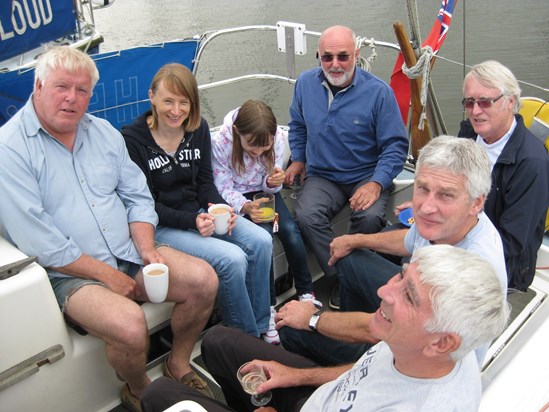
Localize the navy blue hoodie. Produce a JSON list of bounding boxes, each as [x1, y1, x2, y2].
[[122, 111, 226, 231]]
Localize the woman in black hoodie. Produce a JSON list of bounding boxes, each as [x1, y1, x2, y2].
[[122, 64, 277, 344]]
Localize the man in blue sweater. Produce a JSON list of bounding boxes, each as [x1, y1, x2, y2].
[[284, 25, 408, 309]]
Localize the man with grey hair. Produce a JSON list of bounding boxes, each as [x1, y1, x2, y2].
[[459, 60, 549, 291], [283, 25, 408, 310], [0, 46, 218, 412], [141, 245, 509, 412], [278, 136, 507, 367]]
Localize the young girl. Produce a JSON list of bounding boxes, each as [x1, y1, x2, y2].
[[212, 100, 320, 344], [122, 65, 276, 345]]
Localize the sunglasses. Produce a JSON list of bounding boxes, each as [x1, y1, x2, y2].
[[461, 94, 504, 109], [318, 53, 352, 63]]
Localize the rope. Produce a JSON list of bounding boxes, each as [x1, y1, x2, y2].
[[402, 46, 435, 130], [355, 37, 377, 72]]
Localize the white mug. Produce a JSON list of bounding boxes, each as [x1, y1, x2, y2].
[[208, 204, 232, 235], [143, 263, 169, 303]]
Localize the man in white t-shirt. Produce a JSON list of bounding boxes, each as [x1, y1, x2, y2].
[[141, 245, 509, 412]]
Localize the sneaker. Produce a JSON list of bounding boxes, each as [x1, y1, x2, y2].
[[261, 306, 280, 345], [120, 384, 142, 412], [298, 292, 323, 309], [163, 358, 214, 398], [329, 279, 340, 311]]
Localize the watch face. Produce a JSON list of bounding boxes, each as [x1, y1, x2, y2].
[[309, 310, 323, 331]]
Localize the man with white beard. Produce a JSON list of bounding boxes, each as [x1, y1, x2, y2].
[[284, 25, 408, 310]]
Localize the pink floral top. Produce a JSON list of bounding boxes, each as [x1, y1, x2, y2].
[[211, 108, 287, 214]]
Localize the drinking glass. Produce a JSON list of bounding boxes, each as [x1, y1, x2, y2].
[[236, 362, 272, 407], [252, 192, 275, 222], [289, 174, 301, 200]]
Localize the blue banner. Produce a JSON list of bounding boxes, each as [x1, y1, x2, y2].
[[90, 40, 200, 130], [0, 0, 75, 62], [0, 39, 200, 130]]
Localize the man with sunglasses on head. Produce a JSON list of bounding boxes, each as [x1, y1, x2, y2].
[[284, 25, 408, 310], [459, 60, 549, 292]]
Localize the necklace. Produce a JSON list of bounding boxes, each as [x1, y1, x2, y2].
[[151, 128, 185, 155]]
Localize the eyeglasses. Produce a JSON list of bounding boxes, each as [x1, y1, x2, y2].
[[461, 94, 504, 109], [319, 53, 351, 63]]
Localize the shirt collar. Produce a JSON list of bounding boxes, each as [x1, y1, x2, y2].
[[22, 96, 43, 137], [477, 116, 517, 145]]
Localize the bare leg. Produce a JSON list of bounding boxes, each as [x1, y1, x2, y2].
[[140, 246, 218, 378], [66, 247, 217, 398], [65, 284, 151, 397]]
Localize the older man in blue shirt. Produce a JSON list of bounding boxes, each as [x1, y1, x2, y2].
[[0, 47, 218, 412], [284, 25, 408, 309]]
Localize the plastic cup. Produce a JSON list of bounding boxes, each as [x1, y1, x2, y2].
[[236, 362, 272, 406], [143, 263, 169, 303], [253, 192, 275, 222], [208, 204, 232, 235]]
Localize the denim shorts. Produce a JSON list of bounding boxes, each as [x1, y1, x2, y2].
[[49, 259, 141, 312]]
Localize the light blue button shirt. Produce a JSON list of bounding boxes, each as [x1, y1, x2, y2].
[[0, 98, 158, 278]]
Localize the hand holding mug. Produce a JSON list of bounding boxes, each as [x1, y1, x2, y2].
[[207, 204, 232, 235], [196, 213, 215, 237]]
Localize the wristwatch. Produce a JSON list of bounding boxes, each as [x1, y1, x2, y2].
[[308, 309, 324, 331]]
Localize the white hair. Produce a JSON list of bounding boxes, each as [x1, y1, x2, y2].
[[34, 46, 99, 90], [412, 245, 510, 361], [416, 135, 492, 201], [463, 60, 522, 113]]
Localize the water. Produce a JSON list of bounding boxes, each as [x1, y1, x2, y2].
[[93, 0, 548, 132]]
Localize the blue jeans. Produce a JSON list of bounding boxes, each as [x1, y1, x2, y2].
[[155, 214, 272, 337], [294, 176, 392, 277], [279, 326, 371, 366], [252, 191, 313, 304], [337, 248, 401, 312]]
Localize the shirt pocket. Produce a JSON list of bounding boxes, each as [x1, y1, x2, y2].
[[85, 155, 120, 195]]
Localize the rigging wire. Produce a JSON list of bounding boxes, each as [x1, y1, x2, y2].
[[462, 0, 467, 121], [434, 54, 549, 94]]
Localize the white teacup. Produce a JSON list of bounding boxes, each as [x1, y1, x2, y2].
[[143, 263, 169, 303], [208, 204, 232, 235]]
